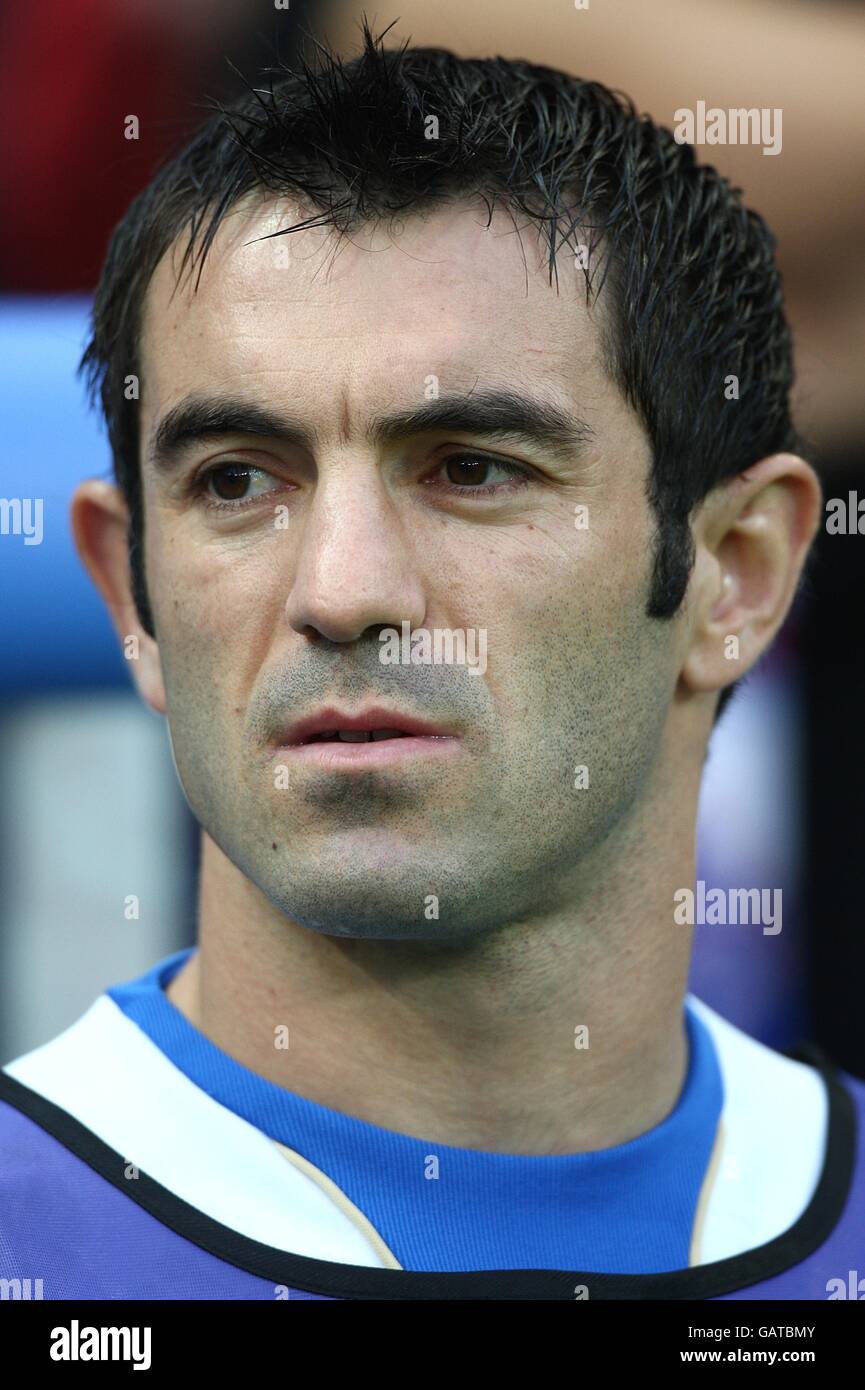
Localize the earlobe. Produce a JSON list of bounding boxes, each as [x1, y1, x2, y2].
[[70, 480, 167, 717], [133, 640, 168, 717], [679, 543, 750, 698]]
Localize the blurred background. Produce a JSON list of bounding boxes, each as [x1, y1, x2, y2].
[[1, 0, 862, 1076]]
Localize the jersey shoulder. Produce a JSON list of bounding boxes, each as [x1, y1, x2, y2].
[[687, 998, 865, 1300]]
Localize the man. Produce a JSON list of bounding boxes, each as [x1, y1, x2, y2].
[[1, 23, 861, 1300]]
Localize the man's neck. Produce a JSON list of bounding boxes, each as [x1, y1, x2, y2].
[[166, 829, 695, 1155]]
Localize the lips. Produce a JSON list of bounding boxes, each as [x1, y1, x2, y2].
[[304, 728, 412, 743], [277, 706, 457, 747]]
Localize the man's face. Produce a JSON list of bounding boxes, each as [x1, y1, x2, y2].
[[136, 197, 679, 940]]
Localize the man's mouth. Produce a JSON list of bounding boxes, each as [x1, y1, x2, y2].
[[300, 729, 419, 743], [272, 705, 461, 767], [277, 705, 458, 746]]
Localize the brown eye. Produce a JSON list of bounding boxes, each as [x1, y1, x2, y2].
[[195, 463, 280, 509], [432, 453, 532, 496], [208, 465, 254, 501], [445, 456, 494, 487]]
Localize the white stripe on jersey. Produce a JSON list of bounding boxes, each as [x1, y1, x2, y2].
[[5, 995, 390, 1267], [688, 995, 826, 1263]]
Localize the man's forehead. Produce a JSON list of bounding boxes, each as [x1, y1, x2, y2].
[[139, 196, 604, 421]]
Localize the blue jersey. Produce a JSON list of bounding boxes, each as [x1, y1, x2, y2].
[[1, 949, 862, 1299]]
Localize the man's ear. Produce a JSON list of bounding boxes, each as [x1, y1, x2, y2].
[[680, 453, 822, 698], [70, 480, 166, 716]]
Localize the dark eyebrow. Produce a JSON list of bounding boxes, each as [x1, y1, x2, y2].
[[146, 388, 594, 473]]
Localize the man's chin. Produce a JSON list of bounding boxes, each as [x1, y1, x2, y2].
[[272, 904, 478, 945], [259, 865, 488, 944]]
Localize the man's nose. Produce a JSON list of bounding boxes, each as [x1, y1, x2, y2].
[[283, 470, 427, 643]]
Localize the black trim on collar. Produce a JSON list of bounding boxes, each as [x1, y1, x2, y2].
[[0, 1043, 855, 1300]]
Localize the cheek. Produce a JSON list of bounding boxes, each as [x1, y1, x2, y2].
[[149, 515, 286, 664], [470, 524, 654, 726], [428, 541, 578, 721]]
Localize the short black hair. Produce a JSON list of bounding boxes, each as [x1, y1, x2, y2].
[[80, 17, 809, 724]]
